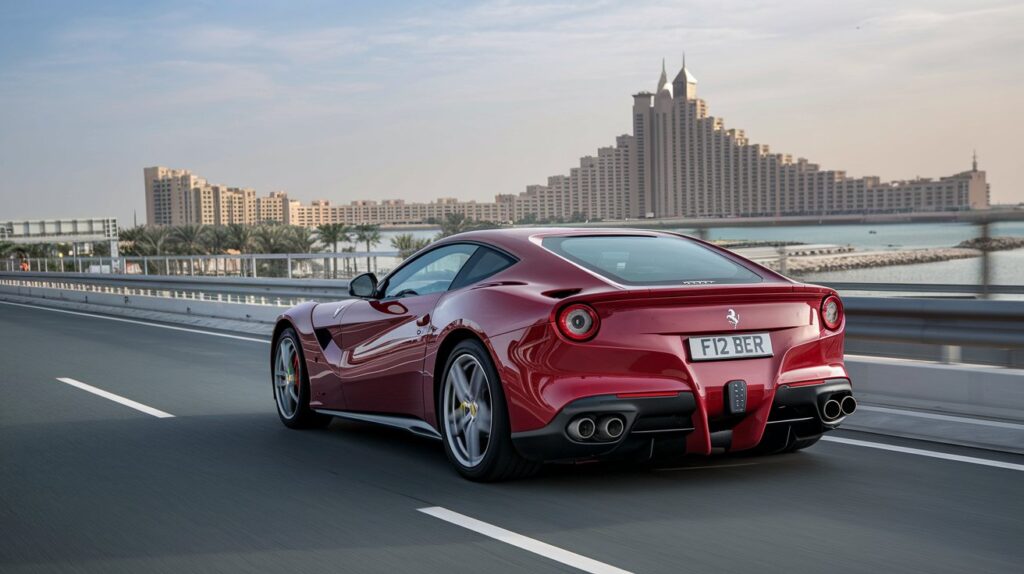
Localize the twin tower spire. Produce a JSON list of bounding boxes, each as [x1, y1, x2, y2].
[[657, 52, 697, 99]]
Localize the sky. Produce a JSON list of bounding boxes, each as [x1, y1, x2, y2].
[[1, 0, 1022, 225]]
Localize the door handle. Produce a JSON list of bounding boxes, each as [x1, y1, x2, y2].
[[416, 314, 431, 327]]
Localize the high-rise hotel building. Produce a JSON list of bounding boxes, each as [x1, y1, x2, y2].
[[144, 166, 289, 227], [514, 58, 988, 221], [144, 58, 989, 227]]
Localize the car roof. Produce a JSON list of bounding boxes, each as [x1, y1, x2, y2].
[[437, 227, 670, 256], [412, 226, 786, 289]]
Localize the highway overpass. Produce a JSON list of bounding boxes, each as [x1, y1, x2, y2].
[[1, 280, 1023, 573]]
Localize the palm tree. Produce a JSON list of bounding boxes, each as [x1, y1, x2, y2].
[[119, 226, 146, 242], [354, 224, 382, 272], [20, 243, 53, 270], [250, 224, 291, 277], [26, 243, 53, 258], [317, 223, 352, 278], [118, 225, 147, 256], [169, 224, 207, 274], [137, 227, 172, 274], [0, 241, 16, 270], [203, 226, 231, 254], [170, 224, 207, 255], [437, 213, 501, 239], [342, 244, 356, 275], [390, 233, 432, 259], [227, 224, 254, 254], [199, 226, 231, 275], [438, 213, 471, 238], [253, 224, 288, 254], [287, 226, 319, 254], [471, 220, 500, 232]]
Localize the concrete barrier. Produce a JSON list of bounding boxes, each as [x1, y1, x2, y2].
[[847, 355, 1024, 420], [0, 283, 282, 324], [4, 279, 1023, 454], [843, 355, 1024, 454]]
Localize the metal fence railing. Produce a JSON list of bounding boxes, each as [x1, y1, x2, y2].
[[1, 252, 404, 279], [839, 296, 1024, 368], [2, 271, 1021, 342], [820, 282, 1024, 297], [841, 297, 1024, 348], [3, 271, 1022, 366]]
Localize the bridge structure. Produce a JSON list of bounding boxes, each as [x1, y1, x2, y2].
[[1, 270, 1021, 573], [0, 217, 120, 266]]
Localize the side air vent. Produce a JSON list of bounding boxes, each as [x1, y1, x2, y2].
[[542, 288, 582, 299], [314, 328, 333, 350]]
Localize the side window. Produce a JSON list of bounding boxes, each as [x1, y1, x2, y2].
[[383, 244, 477, 298], [450, 247, 516, 290]]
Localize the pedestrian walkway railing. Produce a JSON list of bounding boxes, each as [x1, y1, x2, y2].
[[0, 271, 353, 308], [1, 252, 403, 280]]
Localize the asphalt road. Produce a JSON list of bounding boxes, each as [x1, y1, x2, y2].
[[2, 301, 1022, 573]]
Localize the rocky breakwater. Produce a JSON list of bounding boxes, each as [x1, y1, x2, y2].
[[956, 236, 1024, 252], [783, 248, 981, 275], [779, 236, 1024, 275]]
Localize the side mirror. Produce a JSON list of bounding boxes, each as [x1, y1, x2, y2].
[[349, 272, 378, 298]]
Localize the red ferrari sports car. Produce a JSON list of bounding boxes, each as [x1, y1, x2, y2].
[[271, 228, 855, 481]]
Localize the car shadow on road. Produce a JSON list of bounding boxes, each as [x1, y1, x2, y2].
[[3, 409, 857, 572]]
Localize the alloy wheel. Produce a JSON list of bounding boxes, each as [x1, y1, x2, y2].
[[443, 353, 493, 468], [274, 337, 301, 419]]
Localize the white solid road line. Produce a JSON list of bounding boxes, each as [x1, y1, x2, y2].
[[821, 436, 1024, 472], [418, 506, 632, 574], [856, 404, 1024, 430], [56, 377, 175, 419], [0, 300, 269, 344]]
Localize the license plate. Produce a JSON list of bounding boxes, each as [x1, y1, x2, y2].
[[688, 333, 773, 362]]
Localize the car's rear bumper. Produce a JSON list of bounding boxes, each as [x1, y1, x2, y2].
[[510, 378, 853, 462], [510, 392, 697, 461]]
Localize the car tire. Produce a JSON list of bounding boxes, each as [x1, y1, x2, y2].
[[439, 339, 540, 482], [273, 328, 332, 430]]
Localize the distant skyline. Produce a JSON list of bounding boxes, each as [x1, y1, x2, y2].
[[1, 0, 1022, 224]]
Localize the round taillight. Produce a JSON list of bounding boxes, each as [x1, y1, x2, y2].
[[557, 304, 600, 341], [821, 295, 843, 330]]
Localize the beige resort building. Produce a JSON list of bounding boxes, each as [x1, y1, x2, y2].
[[144, 58, 988, 227]]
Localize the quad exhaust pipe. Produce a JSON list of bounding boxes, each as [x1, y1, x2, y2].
[[567, 416, 597, 441], [840, 395, 857, 417], [822, 399, 842, 421], [567, 415, 625, 442], [597, 415, 625, 440], [822, 395, 857, 422]]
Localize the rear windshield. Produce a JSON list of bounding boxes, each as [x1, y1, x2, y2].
[[541, 235, 763, 286]]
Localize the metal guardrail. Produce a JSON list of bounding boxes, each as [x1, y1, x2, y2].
[[842, 297, 1024, 348], [0, 272, 353, 309], [2, 272, 1022, 352], [0, 272, 351, 302], [822, 282, 1024, 296], [1, 252, 403, 279]]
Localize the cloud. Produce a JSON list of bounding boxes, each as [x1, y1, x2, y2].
[[185, 25, 261, 51], [863, 3, 1024, 33], [1, 0, 1021, 222]]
